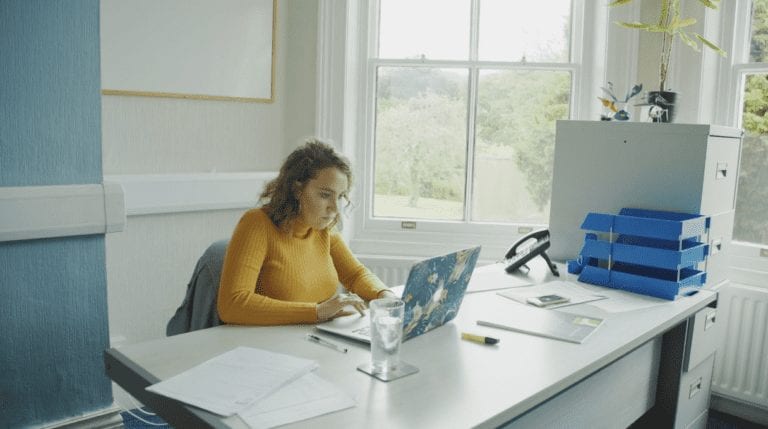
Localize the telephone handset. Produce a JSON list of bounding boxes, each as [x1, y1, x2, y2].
[[504, 229, 560, 277]]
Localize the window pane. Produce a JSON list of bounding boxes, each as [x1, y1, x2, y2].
[[479, 0, 571, 62], [472, 69, 571, 224], [749, 0, 768, 62], [373, 67, 469, 220], [734, 73, 768, 245], [379, 0, 471, 60]]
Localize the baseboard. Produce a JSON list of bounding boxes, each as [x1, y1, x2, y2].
[[710, 394, 768, 427], [38, 404, 123, 429]]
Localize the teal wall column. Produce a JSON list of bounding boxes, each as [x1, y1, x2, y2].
[[0, 0, 112, 427]]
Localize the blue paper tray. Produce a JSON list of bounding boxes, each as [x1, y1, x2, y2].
[[577, 234, 708, 271], [574, 263, 706, 300], [569, 208, 710, 300], [580, 207, 709, 241]]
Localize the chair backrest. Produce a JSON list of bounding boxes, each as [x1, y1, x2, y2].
[[166, 239, 229, 336]]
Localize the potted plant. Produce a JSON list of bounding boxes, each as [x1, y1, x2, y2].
[[610, 0, 727, 122]]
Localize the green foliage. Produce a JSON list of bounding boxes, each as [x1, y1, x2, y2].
[[732, 1, 768, 245], [734, 74, 768, 244], [374, 70, 468, 208], [374, 67, 569, 216], [611, 0, 726, 91], [751, 0, 768, 62], [377, 67, 463, 101], [475, 70, 570, 210]]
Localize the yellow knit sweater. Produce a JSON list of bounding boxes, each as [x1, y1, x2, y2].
[[217, 208, 387, 325]]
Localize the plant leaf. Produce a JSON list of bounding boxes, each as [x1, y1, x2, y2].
[[598, 97, 618, 112], [697, 0, 718, 9], [646, 24, 672, 33], [694, 33, 728, 57], [616, 21, 652, 30], [669, 17, 697, 30], [608, 0, 634, 6], [600, 87, 618, 102], [624, 84, 643, 102], [679, 31, 701, 52]]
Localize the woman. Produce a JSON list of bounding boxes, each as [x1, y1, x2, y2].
[[217, 139, 396, 325]]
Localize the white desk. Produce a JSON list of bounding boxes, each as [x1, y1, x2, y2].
[[105, 263, 717, 428]]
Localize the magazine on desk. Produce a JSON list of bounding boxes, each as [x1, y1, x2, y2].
[[477, 302, 604, 344]]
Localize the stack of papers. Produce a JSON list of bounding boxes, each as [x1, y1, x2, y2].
[[497, 280, 607, 308], [146, 346, 355, 428], [239, 373, 355, 428]]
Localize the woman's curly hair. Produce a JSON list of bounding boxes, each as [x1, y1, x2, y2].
[[260, 138, 352, 230]]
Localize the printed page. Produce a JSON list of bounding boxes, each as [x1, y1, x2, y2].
[[146, 346, 318, 416], [239, 372, 355, 428]]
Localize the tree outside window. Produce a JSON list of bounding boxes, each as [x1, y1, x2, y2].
[[371, 0, 573, 226], [733, 0, 768, 245]]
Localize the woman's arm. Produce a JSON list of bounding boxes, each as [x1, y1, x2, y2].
[[329, 231, 393, 300]]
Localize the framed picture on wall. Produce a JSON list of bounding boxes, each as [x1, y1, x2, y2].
[[100, 0, 276, 102]]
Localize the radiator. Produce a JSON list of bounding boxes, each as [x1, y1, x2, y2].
[[359, 256, 416, 287], [712, 282, 768, 409]]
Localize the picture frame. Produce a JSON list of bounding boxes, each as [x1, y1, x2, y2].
[[100, 0, 276, 103]]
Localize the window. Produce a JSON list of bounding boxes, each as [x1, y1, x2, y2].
[[367, 0, 577, 233], [730, 0, 768, 247]]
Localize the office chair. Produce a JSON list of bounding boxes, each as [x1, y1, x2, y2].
[[166, 239, 228, 336]]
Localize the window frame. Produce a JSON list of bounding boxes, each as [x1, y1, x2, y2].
[[349, 0, 606, 258], [712, 0, 768, 278]]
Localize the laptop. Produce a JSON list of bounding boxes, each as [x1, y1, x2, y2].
[[316, 246, 482, 343]]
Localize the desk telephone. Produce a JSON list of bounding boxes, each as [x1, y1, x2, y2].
[[503, 229, 560, 277]]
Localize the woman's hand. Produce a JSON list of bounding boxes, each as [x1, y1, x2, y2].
[[316, 293, 366, 322]]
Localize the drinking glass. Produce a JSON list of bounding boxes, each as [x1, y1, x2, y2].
[[369, 298, 404, 374]]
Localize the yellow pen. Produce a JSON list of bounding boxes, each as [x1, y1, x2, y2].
[[461, 332, 500, 345]]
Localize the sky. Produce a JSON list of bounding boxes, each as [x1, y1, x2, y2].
[[378, 0, 571, 63]]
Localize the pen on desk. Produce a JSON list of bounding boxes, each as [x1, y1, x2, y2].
[[461, 332, 500, 345], [306, 333, 348, 353]]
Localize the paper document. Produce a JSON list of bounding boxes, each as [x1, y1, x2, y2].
[[497, 280, 607, 308], [478, 303, 604, 344], [146, 346, 318, 416], [239, 372, 355, 428], [585, 289, 669, 313], [466, 263, 535, 293]]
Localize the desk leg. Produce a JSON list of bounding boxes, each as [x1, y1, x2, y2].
[[631, 320, 688, 428], [104, 349, 225, 428]]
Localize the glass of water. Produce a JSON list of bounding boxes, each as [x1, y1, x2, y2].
[[369, 298, 404, 374]]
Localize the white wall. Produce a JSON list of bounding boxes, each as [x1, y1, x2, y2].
[[103, 0, 319, 346]]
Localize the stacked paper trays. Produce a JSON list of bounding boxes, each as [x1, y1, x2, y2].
[[568, 208, 710, 300]]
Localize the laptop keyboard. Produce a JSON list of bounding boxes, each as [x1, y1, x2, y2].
[[352, 326, 371, 337]]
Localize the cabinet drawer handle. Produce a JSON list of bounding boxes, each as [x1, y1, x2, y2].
[[710, 238, 722, 255], [716, 162, 728, 180], [705, 311, 717, 331], [689, 377, 703, 399]]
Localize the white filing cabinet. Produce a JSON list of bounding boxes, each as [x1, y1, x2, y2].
[[548, 120, 742, 289], [548, 120, 743, 428]]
